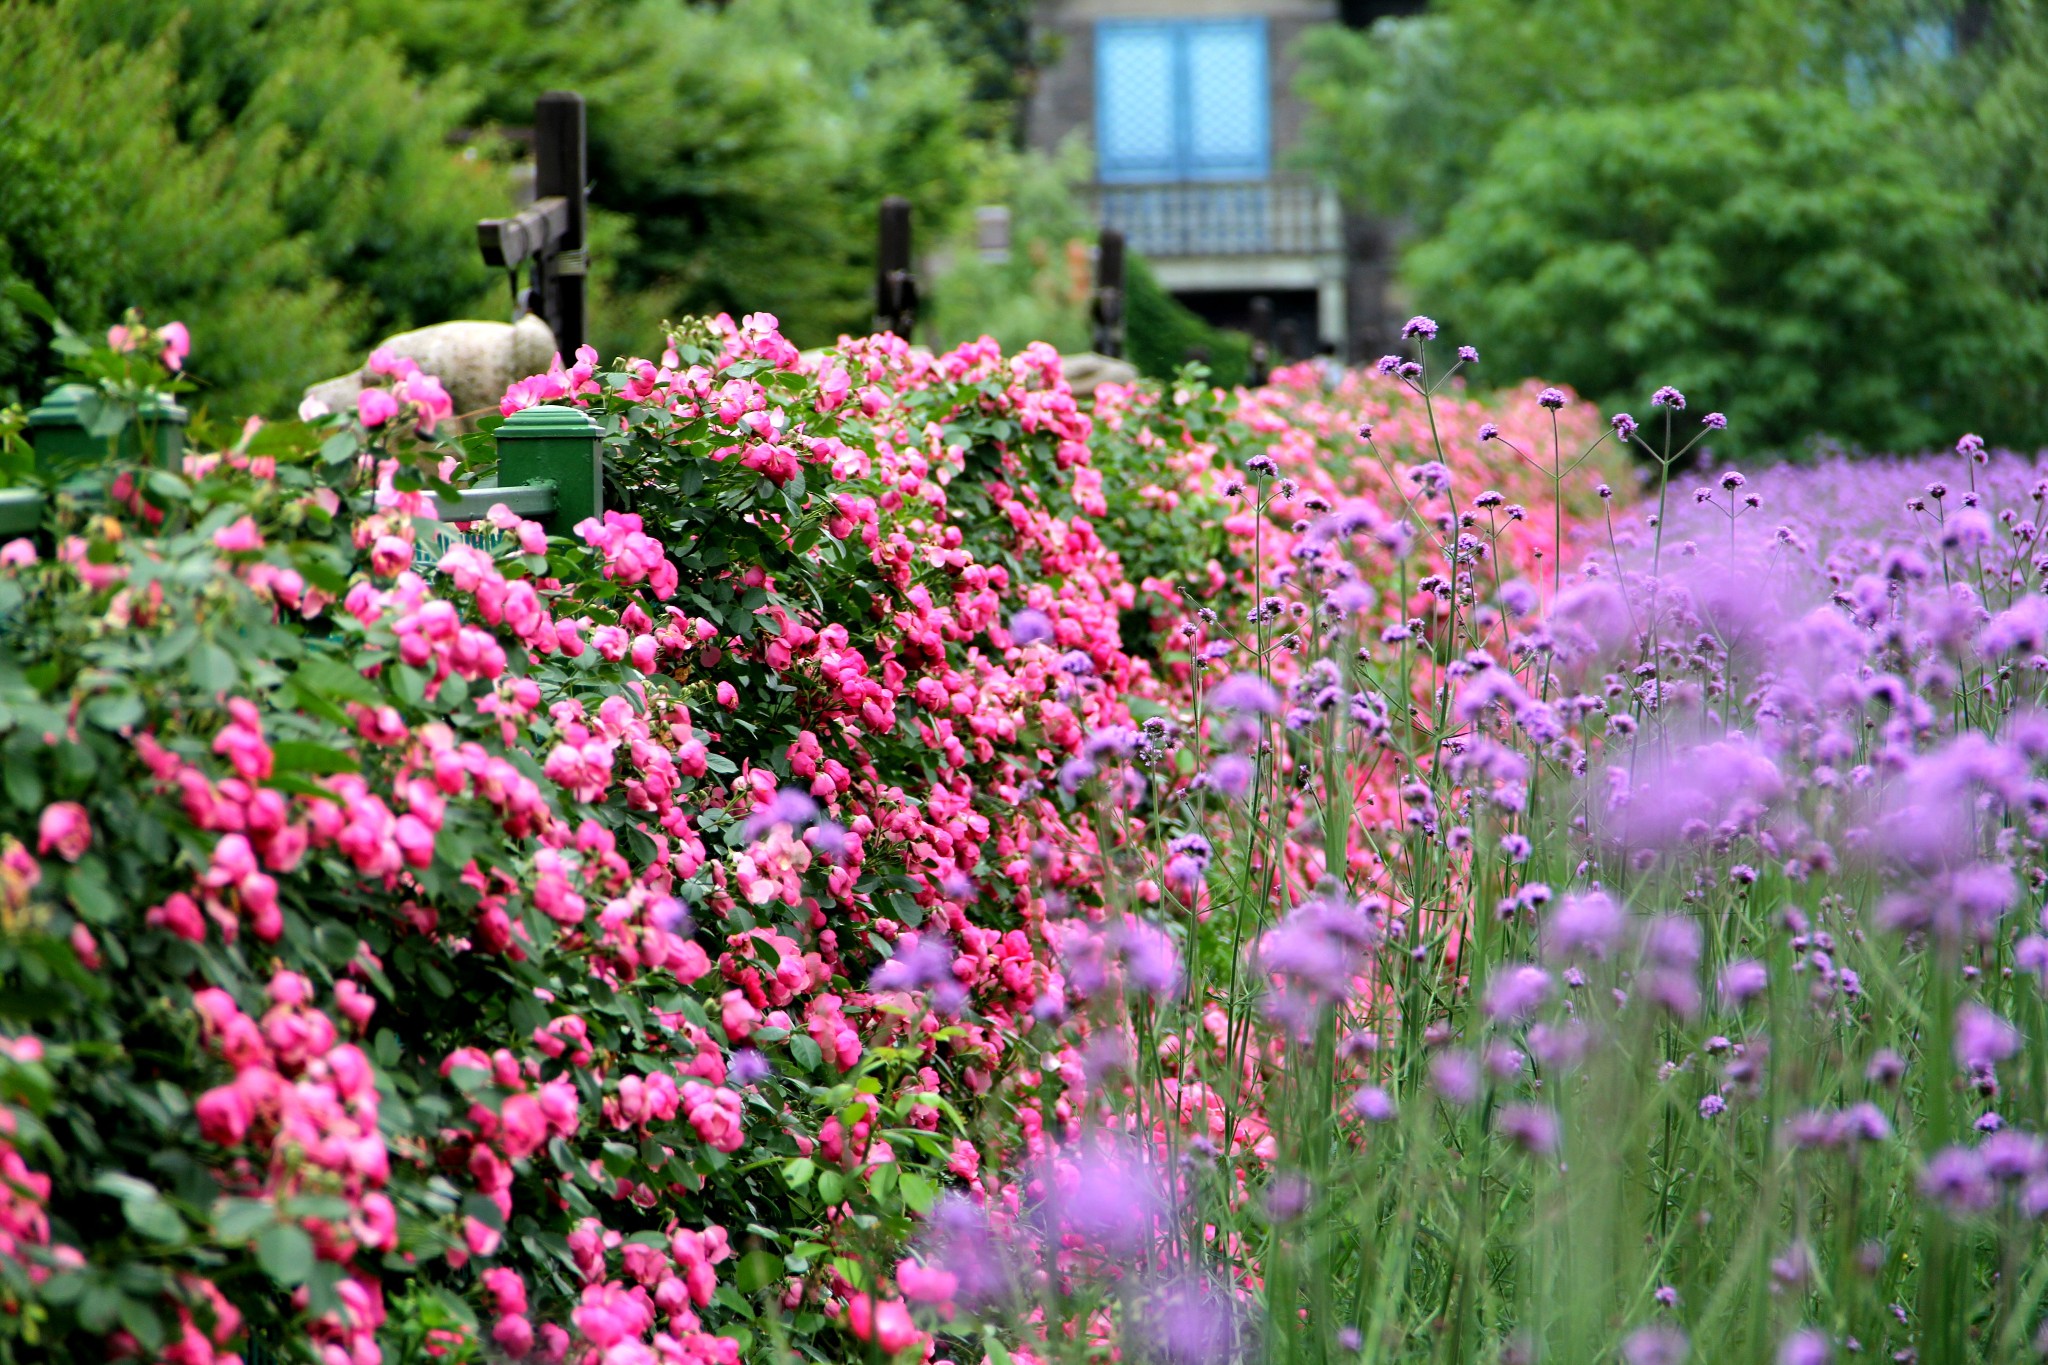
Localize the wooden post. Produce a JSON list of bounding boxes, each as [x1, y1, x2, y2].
[[1248, 294, 1273, 387], [875, 197, 919, 339], [1091, 228, 1127, 360], [479, 92, 588, 353], [533, 92, 587, 354]]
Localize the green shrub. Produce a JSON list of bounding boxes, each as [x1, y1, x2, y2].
[[0, 5, 348, 416], [1405, 87, 2038, 453], [350, 0, 990, 351], [0, 0, 509, 416], [0, 314, 1232, 1364], [1294, 0, 1960, 242], [1124, 255, 1250, 390]]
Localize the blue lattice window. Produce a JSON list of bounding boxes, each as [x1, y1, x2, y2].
[[1096, 19, 1269, 183]]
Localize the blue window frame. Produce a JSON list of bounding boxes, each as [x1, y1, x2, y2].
[[1095, 18, 1269, 183]]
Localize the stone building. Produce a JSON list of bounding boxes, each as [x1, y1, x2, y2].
[[1024, 0, 1424, 362]]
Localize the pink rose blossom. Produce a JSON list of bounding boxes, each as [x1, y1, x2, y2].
[[158, 320, 190, 370], [36, 802, 90, 862], [212, 516, 264, 554], [357, 387, 401, 428]]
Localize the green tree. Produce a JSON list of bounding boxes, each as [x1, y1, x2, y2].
[[1295, 0, 1961, 238], [1, 0, 509, 414], [1953, 7, 2048, 302], [0, 5, 345, 414], [341, 0, 992, 351], [874, 0, 1043, 140], [1406, 87, 2036, 452]]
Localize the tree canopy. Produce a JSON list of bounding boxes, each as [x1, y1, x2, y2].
[[1297, 0, 2048, 452]]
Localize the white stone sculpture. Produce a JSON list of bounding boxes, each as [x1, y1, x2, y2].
[[302, 314, 558, 428]]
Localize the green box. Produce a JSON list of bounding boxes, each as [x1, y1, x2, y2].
[[26, 382, 187, 473]]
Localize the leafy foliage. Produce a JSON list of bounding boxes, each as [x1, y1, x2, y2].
[[1403, 87, 2035, 453], [0, 0, 507, 416], [1294, 0, 2048, 450], [0, 311, 1293, 1363], [1123, 257, 1251, 391], [1294, 0, 1963, 239], [342, 0, 992, 355]]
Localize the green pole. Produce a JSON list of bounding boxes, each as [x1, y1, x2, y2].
[[494, 403, 603, 530]]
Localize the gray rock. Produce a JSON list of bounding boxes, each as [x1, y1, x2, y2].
[[302, 315, 559, 428], [1060, 351, 1140, 399]]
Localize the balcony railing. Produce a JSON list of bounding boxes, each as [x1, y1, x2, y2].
[[1087, 179, 1341, 258]]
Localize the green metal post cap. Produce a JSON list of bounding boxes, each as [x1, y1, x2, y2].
[[493, 402, 603, 529], [27, 381, 188, 428], [495, 403, 602, 439]]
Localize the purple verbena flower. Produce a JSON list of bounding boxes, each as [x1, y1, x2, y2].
[[1920, 1146, 1995, 1214], [1546, 889, 1625, 961], [1866, 1049, 1906, 1088], [1009, 608, 1055, 646], [1484, 963, 1553, 1024], [1204, 753, 1254, 799], [1954, 1002, 2019, 1073], [1057, 756, 1097, 794], [1350, 1086, 1397, 1123], [1718, 958, 1768, 1005], [1621, 1325, 1688, 1365], [1431, 1050, 1481, 1107], [1128, 1275, 1252, 1365], [729, 1048, 771, 1085], [805, 820, 848, 861], [1776, 1329, 1829, 1365], [871, 934, 958, 995], [745, 786, 818, 840], [1210, 672, 1281, 715], [1497, 1103, 1559, 1155]]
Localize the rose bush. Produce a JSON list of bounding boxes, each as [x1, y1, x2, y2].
[[0, 314, 1588, 1365]]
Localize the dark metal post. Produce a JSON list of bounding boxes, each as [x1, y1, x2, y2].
[[1248, 294, 1274, 387], [1276, 317, 1302, 369], [875, 197, 919, 339], [533, 92, 587, 354], [1091, 228, 1127, 359]]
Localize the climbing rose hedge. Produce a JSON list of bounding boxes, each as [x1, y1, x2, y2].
[[0, 315, 1594, 1365]]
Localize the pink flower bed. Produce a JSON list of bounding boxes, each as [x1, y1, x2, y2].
[[0, 314, 1603, 1364]]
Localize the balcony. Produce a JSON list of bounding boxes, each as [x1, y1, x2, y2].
[[1086, 178, 1342, 259]]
